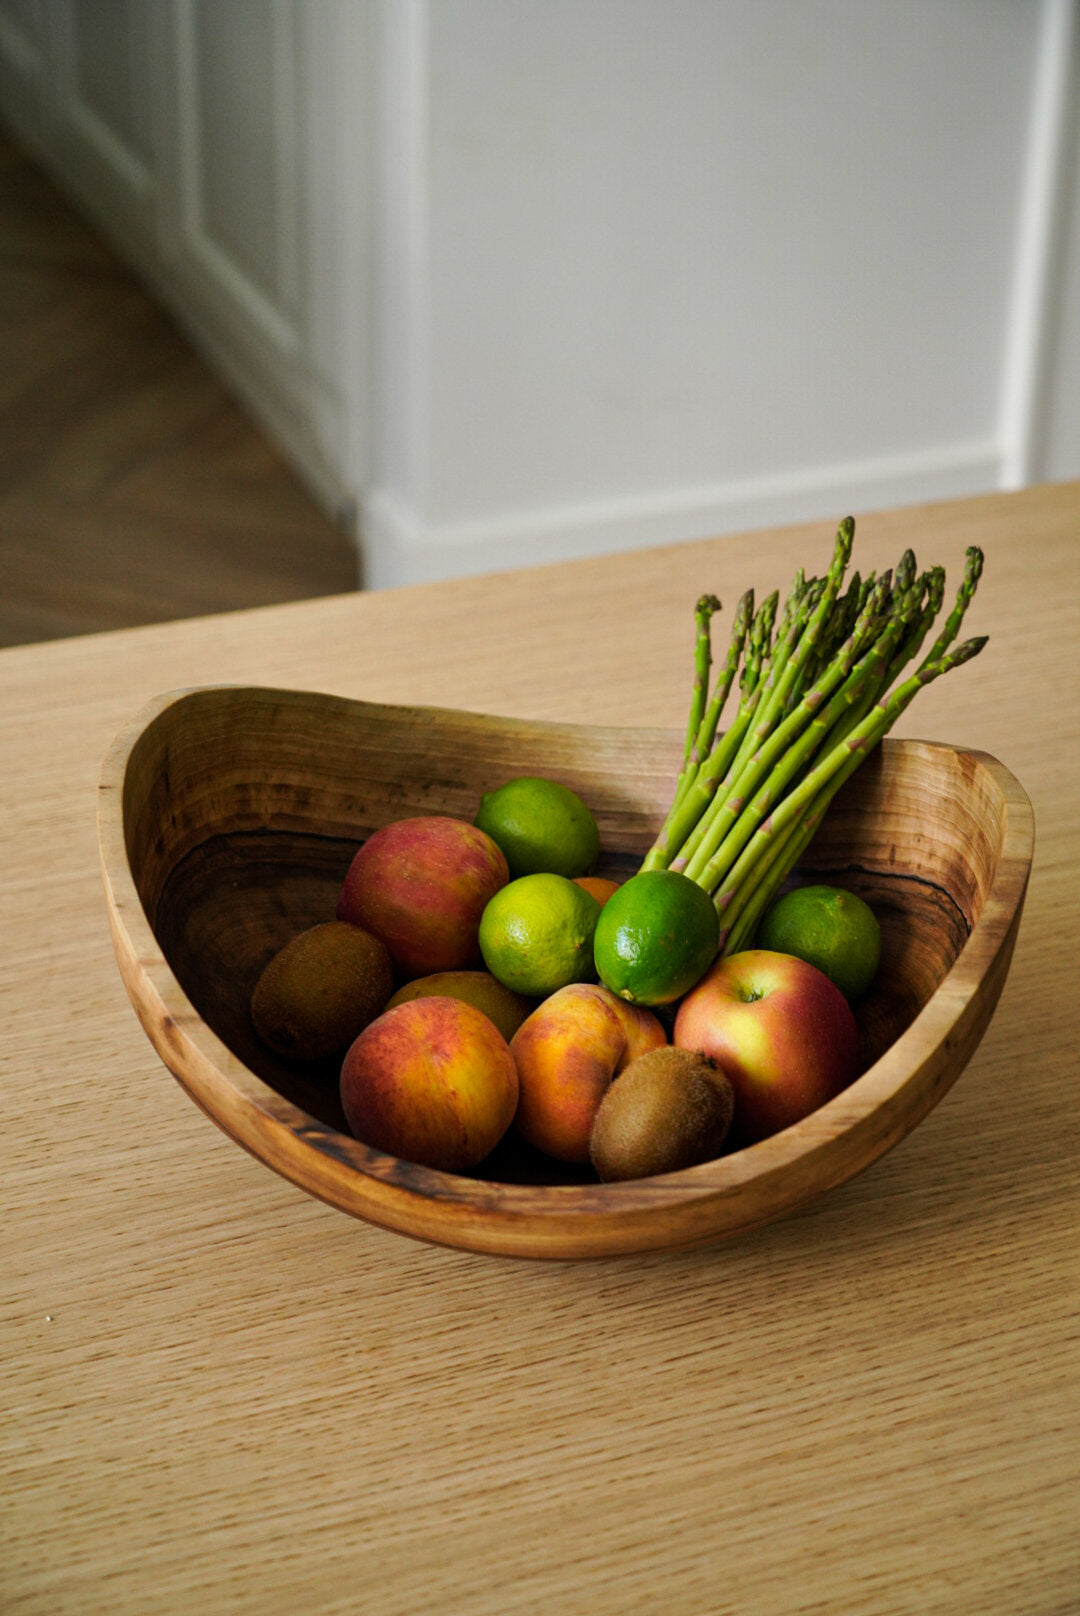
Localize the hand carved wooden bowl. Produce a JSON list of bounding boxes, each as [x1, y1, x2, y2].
[[98, 685, 1033, 1259]]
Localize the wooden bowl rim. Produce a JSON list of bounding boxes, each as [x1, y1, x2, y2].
[[98, 685, 1034, 1257]]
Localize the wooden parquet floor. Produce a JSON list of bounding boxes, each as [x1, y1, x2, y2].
[[0, 131, 358, 648]]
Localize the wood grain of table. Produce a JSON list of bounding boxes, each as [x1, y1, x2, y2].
[[2, 485, 1077, 1614]]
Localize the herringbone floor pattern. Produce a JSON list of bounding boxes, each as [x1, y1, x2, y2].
[[0, 130, 358, 649]]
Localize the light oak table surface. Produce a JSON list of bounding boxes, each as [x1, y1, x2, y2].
[[2, 485, 1077, 1615]]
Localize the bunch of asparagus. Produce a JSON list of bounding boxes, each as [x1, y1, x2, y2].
[[642, 518, 987, 956]]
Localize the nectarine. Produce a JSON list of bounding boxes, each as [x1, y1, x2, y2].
[[340, 996, 518, 1173], [337, 816, 508, 978], [510, 983, 666, 1163]]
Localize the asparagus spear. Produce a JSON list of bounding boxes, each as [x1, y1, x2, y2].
[[683, 594, 722, 769], [673, 564, 835, 854], [645, 522, 988, 960], [690, 588, 754, 766], [719, 807, 809, 955], [735, 527, 852, 773], [642, 591, 774, 870], [742, 588, 779, 696], [885, 565, 945, 684], [720, 555, 984, 953], [678, 575, 897, 886], [709, 635, 989, 921], [919, 546, 984, 669]]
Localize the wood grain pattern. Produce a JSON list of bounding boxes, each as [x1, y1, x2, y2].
[[98, 686, 1032, 1258], [2, 485, 1077, 1613]]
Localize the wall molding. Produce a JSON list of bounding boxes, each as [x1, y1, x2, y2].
[[0, 0, 358, 536], [999, 0, 1079, 487], [9, 97, 349, 522], [172, 0, 300, 357], [0, 1, 44, 134], [361, 0, 1073, 591], [48, 0, 155, 207], [0, 7, 41, 77], [61, 92, 152, 199], [3, 2, 1076, 594], [361, 439, 1002, 589], [371, 0, 430, 508]]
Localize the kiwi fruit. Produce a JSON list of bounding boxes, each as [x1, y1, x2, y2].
[[386, 970, 535, 1042], [251, 921, 394, 1061], [588, 1046, 735, 1182]]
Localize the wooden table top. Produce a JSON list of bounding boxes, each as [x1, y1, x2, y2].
[[3, 484, 1077, 1614]]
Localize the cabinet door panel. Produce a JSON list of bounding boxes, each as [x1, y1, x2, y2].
[[74, 0, 151, 170]]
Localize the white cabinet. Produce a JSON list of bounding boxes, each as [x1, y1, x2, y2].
[[2, 1, 1078, 589], [0, 0, 370, 528]]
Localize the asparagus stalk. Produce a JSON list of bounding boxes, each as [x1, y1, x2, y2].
[[799, 570, 863, 695], [684, 584, 904, 891], [719, 807, 809, 955], [742, 589, 779, 696], [919, 546, 984, 669], [650, 534, 860, 876], [642, 591, 774, 870], [682, 594, 905, 892], [894, 547, 917, 598], [709, 635, 989, 921], [690, 588, 754, 766], [645, 523, 988, 959], [723, 522, 854, 779], [683, 594, 722, 769], [722, 567, 983, 953], [770, 566, 806, 652]]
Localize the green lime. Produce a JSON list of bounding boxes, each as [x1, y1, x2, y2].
[[593, 869, 720, 1006], [757, 883, 881, 1002], [478, 873, 602, 997], [475, 776, 600, 879]]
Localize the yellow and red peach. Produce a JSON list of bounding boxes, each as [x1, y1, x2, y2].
[[340, 996, 518, 1172], [509, 983, 667, 1163], [337, 815, 509, 978], [385, 970, 535, 1042]]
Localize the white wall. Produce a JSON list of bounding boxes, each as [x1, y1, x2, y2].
[[2, 1, 1078, 590]]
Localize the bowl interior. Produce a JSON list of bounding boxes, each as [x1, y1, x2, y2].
[[121, 686, 1006, 1189]]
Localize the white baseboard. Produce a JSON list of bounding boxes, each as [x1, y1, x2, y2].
[[360, 440, 1003, 589]]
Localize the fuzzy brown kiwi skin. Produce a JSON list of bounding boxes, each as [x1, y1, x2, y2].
[[251, 921, 394, 1061], [589, 1046, 735, 1182]]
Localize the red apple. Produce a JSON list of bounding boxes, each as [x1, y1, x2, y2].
[[510, 983, 667, 1163], [673, 950, 860, 1143], [340, 996, 518, 1172], [337, 815, 509, 977]]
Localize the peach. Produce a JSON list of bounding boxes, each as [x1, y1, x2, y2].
[[340, 996, 518, 1173], [385, 970, 536, 1042], [510, 983, 667, 1163], [337, 815, 509, 978], [572, 875, 621, 907]]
